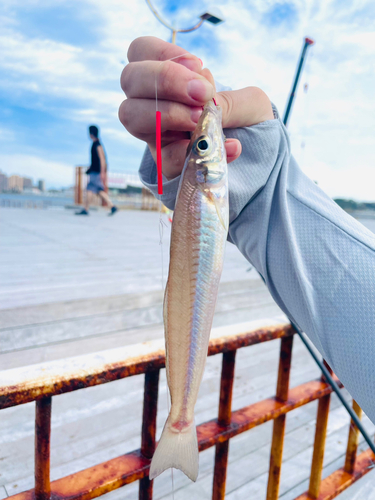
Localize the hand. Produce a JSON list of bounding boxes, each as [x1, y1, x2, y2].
[[119, 37, 274, 180]]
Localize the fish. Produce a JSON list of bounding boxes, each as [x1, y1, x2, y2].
[[149, 99, 229, 482]]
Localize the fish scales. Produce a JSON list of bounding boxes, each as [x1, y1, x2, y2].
[[150, 100, 229, 482]]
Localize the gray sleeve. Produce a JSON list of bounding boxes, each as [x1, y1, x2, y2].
[[138, 106, 375, 423]]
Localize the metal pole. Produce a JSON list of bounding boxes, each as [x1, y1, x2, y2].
[[294, 324, 375, 456], [145, 0, 208, 46], [77, 166, 82, 205], [283, 37, 314, 127], [35, 397, 52, 500]]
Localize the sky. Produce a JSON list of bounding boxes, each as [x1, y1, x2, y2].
[[0, 0, 374, 200]]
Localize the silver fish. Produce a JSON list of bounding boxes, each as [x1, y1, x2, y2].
[[149, 100, 229, 481]]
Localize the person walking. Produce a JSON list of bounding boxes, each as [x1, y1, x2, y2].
[[75, 125, 118, 216]]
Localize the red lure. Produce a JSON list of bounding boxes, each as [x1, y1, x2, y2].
[[156, 110, 163, 195]]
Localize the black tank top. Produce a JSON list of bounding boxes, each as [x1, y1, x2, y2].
[[90, 140, 101, 173]]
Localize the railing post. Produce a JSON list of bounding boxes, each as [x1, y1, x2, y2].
[[139, 370, 160, 500], [266, 335, 294, 500], [212, 350, 237, 500], [344, 400, 363, 474], [75, 166, 83, 205], [35, 397, 52, 500], [308, 394, 331, 498], [307, 360, 333, 498]]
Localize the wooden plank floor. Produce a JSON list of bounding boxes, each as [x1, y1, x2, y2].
[[0, 208, 374, 499]]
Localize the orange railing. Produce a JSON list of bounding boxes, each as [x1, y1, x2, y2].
[[0, 323, 373, 500]]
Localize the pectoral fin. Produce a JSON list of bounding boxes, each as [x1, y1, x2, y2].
[[212, 194, 228, 233], [198, 184, 228, 233]]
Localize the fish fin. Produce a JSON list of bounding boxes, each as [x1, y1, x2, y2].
[[149, 418, 199, 482], [212, 195, 229, 233], [197, 184, 228, 233]]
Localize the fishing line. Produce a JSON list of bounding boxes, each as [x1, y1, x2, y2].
[[159, 201, 167, 288], [299, 49, 313, 170], [158, 200, 175, 499]]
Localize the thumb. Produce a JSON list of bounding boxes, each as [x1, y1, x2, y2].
[[216, 87, 274, 129]]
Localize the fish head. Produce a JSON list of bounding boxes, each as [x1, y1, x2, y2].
[[185, 100, 227, 188]]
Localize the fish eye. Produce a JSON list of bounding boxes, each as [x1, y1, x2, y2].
[[197, 139, 209, 151], [195, 136, 211, 155]]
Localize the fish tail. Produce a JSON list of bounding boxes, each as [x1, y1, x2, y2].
[[149, 417, 198, 481]]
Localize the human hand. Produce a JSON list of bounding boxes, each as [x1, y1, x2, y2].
[[119, 36, 274, 180]]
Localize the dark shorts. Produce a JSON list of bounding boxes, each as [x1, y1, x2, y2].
[[87, 173, 104, 194]]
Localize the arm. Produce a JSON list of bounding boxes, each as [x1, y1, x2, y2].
[[119, 37, 375, 424], [139, 106, 375, 424]]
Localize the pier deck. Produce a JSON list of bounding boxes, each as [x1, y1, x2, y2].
[[0, 207, 374, 499]]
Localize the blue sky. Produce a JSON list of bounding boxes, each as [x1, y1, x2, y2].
[[1, 0, 374, 200]]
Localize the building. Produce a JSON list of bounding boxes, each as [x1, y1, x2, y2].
[[107, 173, 143, 189], [0, 171, 8, 192], [8, 175, 23, 192], [38, 180, 45, 192], [22, 177, 33, 190]]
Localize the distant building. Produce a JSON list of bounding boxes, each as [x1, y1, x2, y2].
[[0, 171, 8, 192], [107, 173, 143, 189], [22, 177, 33, 189], [8, 175, 23, 192], [38, 180, 45, 192]]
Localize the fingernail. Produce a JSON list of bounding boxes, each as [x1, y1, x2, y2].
[[198, 58, 203, 68], [187, 79, 213, 102], [191, 107, 203, 123]]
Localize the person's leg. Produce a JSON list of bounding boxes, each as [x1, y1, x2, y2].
[[98, 190, 114, 209], [85, 190, 93, 211], [76, 189, 91, 215]]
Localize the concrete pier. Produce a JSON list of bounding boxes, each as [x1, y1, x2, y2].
[[0, 207, 374, 499]]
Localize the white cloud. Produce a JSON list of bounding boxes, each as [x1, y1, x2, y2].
[[207, 0, 375, 201], [0, 0, 374, 199]]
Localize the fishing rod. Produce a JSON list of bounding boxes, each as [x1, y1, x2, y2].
[[283, 37, 314, 128]]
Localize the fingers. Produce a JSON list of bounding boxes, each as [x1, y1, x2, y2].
[[200, 68, 216, 93], [128, 36, 201, 70], [119, 98, 203, 139], [121, 60, 213, 105], [216, 87, 274, 129], [225, 139, 242, 163]]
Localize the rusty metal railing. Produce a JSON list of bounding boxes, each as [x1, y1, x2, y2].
[[74, 166, 84, 205], [1, 323, 374, 500]]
